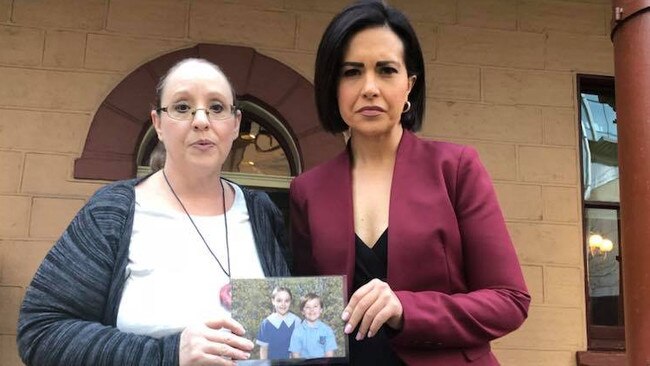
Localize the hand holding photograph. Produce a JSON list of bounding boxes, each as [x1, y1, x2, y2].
[[231, 276, 348, 365]]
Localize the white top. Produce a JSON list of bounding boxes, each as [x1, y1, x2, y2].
[[117, 182, 266, 338]]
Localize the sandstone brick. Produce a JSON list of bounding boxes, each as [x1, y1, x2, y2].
[[0, 151, 22, 194], [495, 305, 585, 349], [0, 0, 10, 22], [13, 0, 105, 30], [43, 30, 86, 68], [494, 183, 543, 221], [412, 23, 437, 62], [544, 186, 580, 223], [458, 0, 518, 30], [283, 0, 348, 12], [546, 32, 614, 74], [0, 109, 90, 153], [190, 2, 296, 49], [21, 154, 105, 197], [107, 0, 188, 38], [0, 67, 119, 111], [427, 64, 480, 101], [519, 1, 607, 36], [423, 101, 543, 144], [0, 25, 45, 67], [521, 265, 544, 304], [225, 0, 284, 9], [483, 68, 574, 107], [85, 34, 189, 72], [391, 0, 456, 24], [438, 26, 544, 69], [1, 334, 23, 366], [472, 142, 517, 181], [0, 286, 22, 333], [519, 146, 578, 184], [508, 222, 582, 265], [296, 12, 334, 52], [543, 107, 578, 147], [571, 0, 610, 3], [1, 240, 52, 286], [29, 198, 85, 239], [492, 349, 575, 366], [259, 49, 314, 82], [546, 266, 584, 307], [0, 196, 31, 238]]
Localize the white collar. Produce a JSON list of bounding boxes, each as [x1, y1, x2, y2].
[[267, 312, 299, 329]]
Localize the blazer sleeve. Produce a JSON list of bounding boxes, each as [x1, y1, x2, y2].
[[392, 146, 530, 349], [289, 178, 316, 276], [17, 196, 181, 366]]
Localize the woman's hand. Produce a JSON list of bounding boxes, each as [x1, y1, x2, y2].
[[179, 318, 253, 366], [342, 279, 403, 341]]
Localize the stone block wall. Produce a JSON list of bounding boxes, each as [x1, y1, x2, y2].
[[0, 0, 614, 365]]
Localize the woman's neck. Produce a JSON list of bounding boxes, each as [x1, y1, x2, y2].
[[349, 126, 403, 168], [157, 162, 227, 215], [162, 162, 223, 198]]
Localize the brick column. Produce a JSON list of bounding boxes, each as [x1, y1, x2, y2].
[[611, 1, 650, 364]]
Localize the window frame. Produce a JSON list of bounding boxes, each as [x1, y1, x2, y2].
[[577, 74, 625, 351]]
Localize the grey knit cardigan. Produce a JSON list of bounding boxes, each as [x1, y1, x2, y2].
[[17, 178, 291, 366]]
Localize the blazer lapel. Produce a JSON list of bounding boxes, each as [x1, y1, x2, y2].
[[387, 130, 418, 289], [321, 149, 356, 293]]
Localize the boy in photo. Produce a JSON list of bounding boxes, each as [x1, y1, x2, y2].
[[289, 293, 337, 359]]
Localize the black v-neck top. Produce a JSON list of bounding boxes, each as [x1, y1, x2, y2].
[[351, 229, 406, 365]]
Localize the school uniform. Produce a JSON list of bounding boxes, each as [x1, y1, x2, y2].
[[256, 312, 301, 359], [289, 319, 337, 358]]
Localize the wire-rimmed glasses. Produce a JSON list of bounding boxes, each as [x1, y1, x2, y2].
[[157, 102, 237, 122]]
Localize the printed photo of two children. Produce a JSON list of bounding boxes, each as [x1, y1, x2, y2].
[[231, 276, 348, 365]]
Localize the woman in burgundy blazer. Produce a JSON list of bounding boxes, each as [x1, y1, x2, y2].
[[290, 1, 530, 365]]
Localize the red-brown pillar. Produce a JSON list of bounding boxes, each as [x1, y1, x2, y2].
[[611, 1, 650, 364]]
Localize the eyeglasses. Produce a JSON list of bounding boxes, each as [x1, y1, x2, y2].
[[157, 102, 237, 122]]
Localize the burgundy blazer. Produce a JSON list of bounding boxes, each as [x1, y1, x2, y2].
[[289, 130, 530, 365]]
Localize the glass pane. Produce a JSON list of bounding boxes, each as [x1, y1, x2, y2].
[[581, 93, 619, 202], [223, 119, 291, 176], [586, 207, 622, 326]]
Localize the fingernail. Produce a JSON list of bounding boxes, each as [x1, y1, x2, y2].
[[341, 311, 350, 321], [344, 323, 352, 334], [367, 331, 373, 338], [355, 332, 364, 341], [244, 352, 251, 359]]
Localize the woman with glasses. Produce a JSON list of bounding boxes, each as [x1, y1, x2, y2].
[[17, 58, 290, 366], [290, 1, 530, 365]]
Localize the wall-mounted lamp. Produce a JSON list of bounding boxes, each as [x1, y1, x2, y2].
[[240, 120, 260, 142], [588, 233, 614, 257]]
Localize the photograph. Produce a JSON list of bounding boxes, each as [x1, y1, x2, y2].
[[231, 276, 348, 365]]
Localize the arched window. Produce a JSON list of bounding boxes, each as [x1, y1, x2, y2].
[[74, 43, 344, 186]]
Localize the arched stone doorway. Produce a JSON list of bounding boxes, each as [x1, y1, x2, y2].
[[74, 43, 344, 182]]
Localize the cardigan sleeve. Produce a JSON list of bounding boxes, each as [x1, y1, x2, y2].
[[243, 188, 291, 277], [391, 146, 530, 349], [17, 191, 181, 366]]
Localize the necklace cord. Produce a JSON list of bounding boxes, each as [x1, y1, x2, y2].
[[162, 170, 231, 278]]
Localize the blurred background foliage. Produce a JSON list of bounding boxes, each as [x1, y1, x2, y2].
[[232, 276, 348, 360]]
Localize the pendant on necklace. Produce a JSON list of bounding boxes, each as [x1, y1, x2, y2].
[[220, 283, 232, 310]]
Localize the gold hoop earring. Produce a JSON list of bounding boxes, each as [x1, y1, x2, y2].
[[402, 101, 411, 113]]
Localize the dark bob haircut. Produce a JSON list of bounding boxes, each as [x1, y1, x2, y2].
[[314, 0, 426, 133]]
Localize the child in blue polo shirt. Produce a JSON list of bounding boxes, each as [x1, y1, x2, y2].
[[256, 287, 301, 360], [289, 293, 337, 359]]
